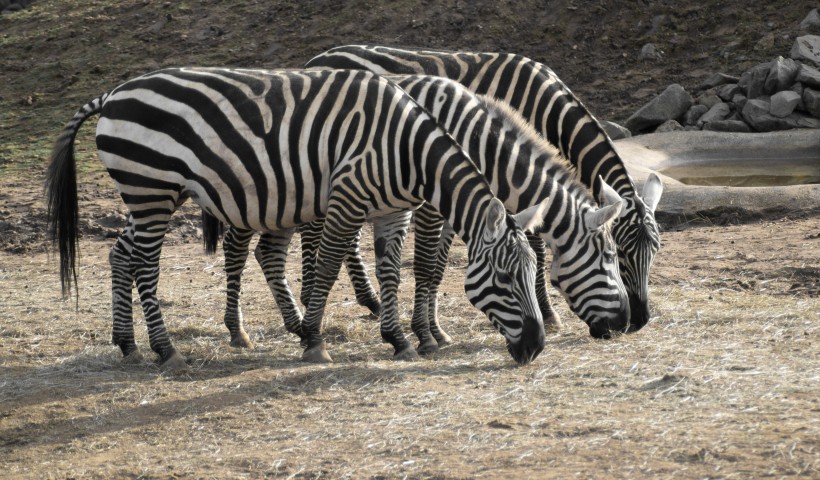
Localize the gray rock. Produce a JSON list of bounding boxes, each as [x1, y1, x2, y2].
[[625, 83, 693, 134], [790, 83, 806, 111], [702, 120, 752, 133], [765, 56, 800, 93], [699, 73, 740, 90], [796, 63, 820, 89], [731, 93, 748, 111], [742, 98, 793, 131], [654, 119, 684, 133], [791, 35, 820, 65], [639, 43, 663, 61], [717, 83, 742, 101], [770, 91, 802, 117], [739, 62, 773, 99], [791, 112, 820, 128], [683, 104, 709, 126], [697, 90, 722, 109], [800, 9, 820, 32], [698, 102, 732, 127], [600, 120, 632, 140], [803, 87, 820, 117]]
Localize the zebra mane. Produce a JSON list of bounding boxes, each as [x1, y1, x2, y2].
[[475, 94, 595, 203]]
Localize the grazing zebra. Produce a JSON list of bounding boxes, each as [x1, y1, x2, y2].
[[216, 74, 630, 355], [305, 45, 664, 334], [45, 67, 549, 368]]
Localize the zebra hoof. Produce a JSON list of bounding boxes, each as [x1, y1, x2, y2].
[[435, 333, 454, 348], [416, 340, 439, 356], [229, 331, 255, 349], [121, 350, 145, 365], [393, 346, 419, 362], [160, 351, 190, 373], [302, 344, 333, 363]]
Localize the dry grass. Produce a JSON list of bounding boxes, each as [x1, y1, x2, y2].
[[1, 210, 818, 479]]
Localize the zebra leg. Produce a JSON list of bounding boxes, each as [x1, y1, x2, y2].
[[109, 216, 142, 363], [372, 211, 416, 361], [409, 204, 445, 355], [254, 230, 304, 339], [222, 227, 256, 349], [300, 220, 380, 317], [343, 228, 381, 317], [526, 231, 563, 332], [298, 221, 322, 308], [130, 213, 186, 371], [426, 223, 456, 347], [300, 203, 367, 363]]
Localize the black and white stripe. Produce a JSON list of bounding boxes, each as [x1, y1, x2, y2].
[[219, 75, 630, 351], [46, 67, 548, 368], [306, 45, 664, 332]]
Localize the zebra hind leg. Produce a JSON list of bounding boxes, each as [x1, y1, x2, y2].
[[373, 211, 416, 361], [254, 230, 304, 340], [222, 227, 256, 348], [109, 216, 143, 363], [130, 212, 187, 372]]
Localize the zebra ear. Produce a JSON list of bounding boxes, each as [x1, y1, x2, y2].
[[513, 198, 550, 234], [597, 176, 623, 207], [642, 173, 663, 213], [586, 200, 623, 231], [483, 198, 507, 242]]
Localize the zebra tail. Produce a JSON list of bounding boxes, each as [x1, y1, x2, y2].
[[201, 211, 223, 255], [45, 94, 107, 298]]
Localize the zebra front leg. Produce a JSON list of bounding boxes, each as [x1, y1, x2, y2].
[[300, 203, 368, 363], [426, 223, 456, 347], [526, 231, 562, 332], [373, 211, 416, 361], [300, 220, 380, 317], [222, 227, 256, 348], [409, 204, 445, 355], [109, 217, 142, 362], [131, 215, 186, 371], [254, 230, 304, 339]]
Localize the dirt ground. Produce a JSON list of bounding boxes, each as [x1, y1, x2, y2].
[[1, 0, 819, 478]]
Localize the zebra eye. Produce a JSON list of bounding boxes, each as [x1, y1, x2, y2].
[[604, 250, 616, 262], [497, 271, 512, 286]]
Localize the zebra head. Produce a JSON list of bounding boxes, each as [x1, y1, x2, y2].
[[612, 173, 664, 332], [464, 198, 547, 365], [546, 180, 630, 339]]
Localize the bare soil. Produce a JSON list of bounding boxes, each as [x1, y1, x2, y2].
[[1, 1, 818, 478]]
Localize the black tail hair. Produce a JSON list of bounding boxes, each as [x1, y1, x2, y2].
[[45, 95, 106, 298], [201, 211, 223, 255]]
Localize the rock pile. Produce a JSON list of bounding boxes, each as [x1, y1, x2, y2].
[[622, 10, 820, 136]]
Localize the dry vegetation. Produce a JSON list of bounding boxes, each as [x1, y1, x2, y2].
[[1, 173, 818, 477], [1, 0, 818, 478]]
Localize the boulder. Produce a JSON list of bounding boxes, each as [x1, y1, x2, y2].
[[800, 9, 820, 32], [683, 104, 709, 126], [697, 90, 722, 109], [731, 93, 748, 111], [764, 56, 800, 93], [697, 102, 731, 127], [625, 84, 693, 133], [600, 120, 632, 140], [639, 43, 663, 61], [769, 91, 802, 117], [717, 83, 742, 101], [803, 87, 820, 117], [738, 62, 772, 98], [742, 98, 793, 131], [654, 119, 684, 133], [698, 73, 740, 90], [796, 63, 820, 89], [702, 120, 752, 133], [791, 35, 820, 65]]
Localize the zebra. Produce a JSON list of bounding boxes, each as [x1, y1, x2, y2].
[[215, 74, 630, 356], [304, 45, 664, 335], [45, 67, 549, 369]]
